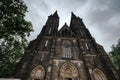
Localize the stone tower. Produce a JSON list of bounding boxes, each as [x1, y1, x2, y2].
[[14, 11, 120, 80]]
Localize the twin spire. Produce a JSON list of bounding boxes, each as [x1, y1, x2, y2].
[[52, 11, 82, 26], [49, 11, 84, 30], [52, 10, 78, 19]]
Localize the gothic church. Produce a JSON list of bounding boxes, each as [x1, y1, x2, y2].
[[14, 11, 120, 80]]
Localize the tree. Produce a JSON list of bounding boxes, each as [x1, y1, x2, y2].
[[109, 39, 120, 72], [0, 0, 33, 77]]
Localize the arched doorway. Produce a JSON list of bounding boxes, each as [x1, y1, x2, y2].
[[60, 62, 79, 80], [93, 68, 107, 80], [30, 65, 45, 80]]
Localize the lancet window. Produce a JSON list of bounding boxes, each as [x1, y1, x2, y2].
[[63, 41, 72, 58]]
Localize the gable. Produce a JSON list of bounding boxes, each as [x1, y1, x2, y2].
[[58, 23, 75, 37]]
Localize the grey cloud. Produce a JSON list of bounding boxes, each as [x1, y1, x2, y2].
[[24, 0, 52, 40], [84, 0, 120, 51], [25, 0, 49, 11], [45, 0, 88, 11], [110, 0, 120, 13], [87, 0, 120, 24], [43, 0, 88, 27], [24, 0, 120, 52]]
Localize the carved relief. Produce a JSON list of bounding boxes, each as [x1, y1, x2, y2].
[[30, 65, 45, 80], [93, 68, 107, 80], [60, 62, 79, 80]]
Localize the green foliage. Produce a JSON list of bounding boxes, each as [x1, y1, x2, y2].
[[109, 39, 120, 72], [0, 0, 33, 77]]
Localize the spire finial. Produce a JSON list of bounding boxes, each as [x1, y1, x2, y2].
[[53, 10, 59, 17], [71, 12, 76, 18], [65, 22, 67, 25], [63, 22, 68, 27]]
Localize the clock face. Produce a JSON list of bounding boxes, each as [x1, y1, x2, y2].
[[30, 65, 45, 79]]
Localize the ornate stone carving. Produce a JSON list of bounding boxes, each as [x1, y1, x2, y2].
[[60, 62, 78, 80], [93, 68, 107, 80], [30, 65, 45, 80]]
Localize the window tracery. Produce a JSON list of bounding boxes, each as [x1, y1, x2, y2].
[[63, 41, 72, 58]]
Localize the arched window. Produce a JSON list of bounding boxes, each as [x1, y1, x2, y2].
[[30, 65, 45, 80], [93, 69, 107, 80], [62, 41, 72, 58]]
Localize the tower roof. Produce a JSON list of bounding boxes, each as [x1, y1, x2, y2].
[[53, 10, 59, 18], [71, 12, 77, 18], [71, 12, 82, 20]]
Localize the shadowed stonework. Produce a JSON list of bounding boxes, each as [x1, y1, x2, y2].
[[14, 11, 120, 80]]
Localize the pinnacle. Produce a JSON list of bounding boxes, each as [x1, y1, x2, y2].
[[71, 12, 77, 18], [53, 10, 59, 17], [64, 22, 68, 27], [65, 22, 67, 25]]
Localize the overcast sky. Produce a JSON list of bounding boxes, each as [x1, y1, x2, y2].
[[24, 0, 120, 52]]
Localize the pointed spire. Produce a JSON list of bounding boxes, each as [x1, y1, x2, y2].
[[63, 22, 68, 27], [53, 10, 59, 18], [71, 12, 77, 18], [64, 22, 67, 26]]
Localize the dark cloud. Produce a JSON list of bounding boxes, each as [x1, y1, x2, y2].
[[45, 0, 88, 11], [24, 0, 120, 52], [83, 0, 120, 51], [87, 0, 120, 24], [43, 0, 88, 27], [24, 0, 51, 40]]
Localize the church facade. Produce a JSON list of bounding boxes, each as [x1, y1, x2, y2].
[[14, 11, 120, 80]]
